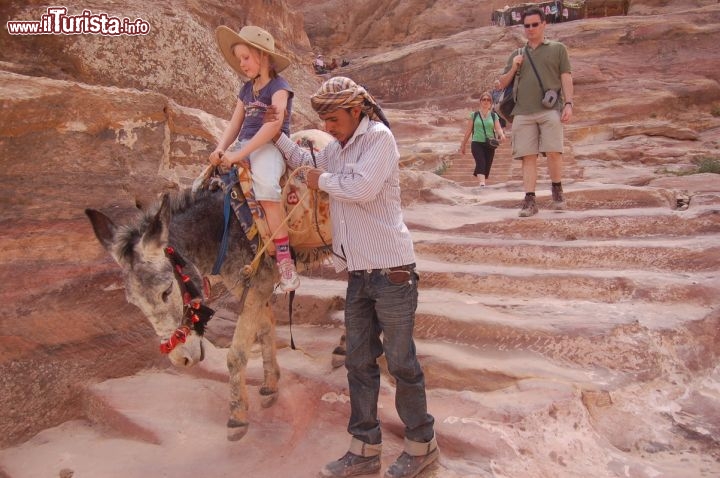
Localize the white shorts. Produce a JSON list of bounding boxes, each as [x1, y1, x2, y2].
[[229, 140, 286, 201]]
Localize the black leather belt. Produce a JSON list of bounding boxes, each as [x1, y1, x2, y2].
[[351, 263, 416, 274], [349, 264, 416, 285]]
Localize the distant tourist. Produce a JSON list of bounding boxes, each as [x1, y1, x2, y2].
[[496, 5, 574, 217], [491, 79, 508, 128], [459, 91, 506, 187], [314, 54, 327, 74]]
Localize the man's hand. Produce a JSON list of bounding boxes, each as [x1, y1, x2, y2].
[[264, 105, 284, 143], [264, 105, 281, 123], [306, 168, 324, 190], [512, 54, 524, 70]]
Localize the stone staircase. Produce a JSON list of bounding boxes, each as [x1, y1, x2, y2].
[[440, 131, 584, 187], [1, 176, 718, 478]]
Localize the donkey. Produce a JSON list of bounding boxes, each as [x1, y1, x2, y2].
[[87, 187, 282, 440], [86, 130, 340, 441]]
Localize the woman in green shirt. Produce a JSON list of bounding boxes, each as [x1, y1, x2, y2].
[[459, 92, 506, 186]]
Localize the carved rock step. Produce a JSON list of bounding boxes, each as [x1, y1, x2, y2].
[[271, 278, 717, 381], [403, 195, 720, 242], [441, 137, 583, 186], [413, 235, 720, 273]]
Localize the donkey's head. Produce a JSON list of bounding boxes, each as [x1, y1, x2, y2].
[[85, 194, 207, 367]]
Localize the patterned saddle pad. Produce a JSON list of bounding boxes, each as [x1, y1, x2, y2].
[[238, 129, 334, 255]]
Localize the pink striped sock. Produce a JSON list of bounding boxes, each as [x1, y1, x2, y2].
[[273, 236, 292, 263]]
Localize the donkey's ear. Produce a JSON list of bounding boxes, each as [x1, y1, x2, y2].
[[143, 193, 171, 248], [85, 209, 117, 252]]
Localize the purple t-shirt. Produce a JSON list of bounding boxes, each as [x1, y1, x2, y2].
[[237, 76, 293, 141]]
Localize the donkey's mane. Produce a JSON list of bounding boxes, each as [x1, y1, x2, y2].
[[114, 186, 333, 269], [116, 188, 214, 265]]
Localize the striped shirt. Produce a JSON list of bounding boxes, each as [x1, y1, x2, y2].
[[275, 116, 415, 272]]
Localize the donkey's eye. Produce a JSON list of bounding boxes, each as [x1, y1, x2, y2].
[[161, 284, 173, 303]]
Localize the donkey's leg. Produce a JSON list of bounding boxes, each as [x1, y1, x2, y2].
[[226, 313, 255, 441], [257, 300, 280, 408], [226, 285, 272, 441], [331, 333, 346, 369]]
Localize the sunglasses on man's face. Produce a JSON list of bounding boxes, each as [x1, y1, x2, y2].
[[524, 22, 541, 29]]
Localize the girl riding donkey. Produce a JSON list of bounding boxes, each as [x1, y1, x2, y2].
[[211, 25, 299, 291]]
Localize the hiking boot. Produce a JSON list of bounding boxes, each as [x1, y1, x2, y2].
[[518, 195, 538, 217], [277, 258, 300, 292], [384, 449, 439, 478], [551, 184, 566, 210], [319, 452, 381, 477]]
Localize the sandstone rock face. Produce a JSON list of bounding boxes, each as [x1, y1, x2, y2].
[[1, 1, 720, 477], [0, 69, 218, 445], [335, 5, 720, 111], [286, 0, 510, 56], [328, 3, 720, 172], [0, 0, 320, 125]]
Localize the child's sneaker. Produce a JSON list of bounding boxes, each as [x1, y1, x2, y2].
[[277, 258, 300, 292]]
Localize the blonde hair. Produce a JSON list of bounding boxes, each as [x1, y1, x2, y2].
[[232, 43, 278, 78]]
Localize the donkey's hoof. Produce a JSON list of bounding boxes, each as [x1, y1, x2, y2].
[[227, 419, 249, 441], [260, 388, 278, 408]]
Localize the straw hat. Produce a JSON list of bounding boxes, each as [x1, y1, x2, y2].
[[215, 25, 290, 79]]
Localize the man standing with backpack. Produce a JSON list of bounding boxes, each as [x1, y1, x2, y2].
[[497, 5, 574, 217]]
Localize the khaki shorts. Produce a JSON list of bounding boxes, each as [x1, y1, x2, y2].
[[511, 109, 564, 159], [229, 140, 286, 201]]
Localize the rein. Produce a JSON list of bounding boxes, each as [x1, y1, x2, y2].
[[160, 246, 215, 354]]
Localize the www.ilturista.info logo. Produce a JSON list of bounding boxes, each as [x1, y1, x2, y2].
[[6, 7, 151, 36]]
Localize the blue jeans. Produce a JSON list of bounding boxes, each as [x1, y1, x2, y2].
[[344, 267, 435, 446]]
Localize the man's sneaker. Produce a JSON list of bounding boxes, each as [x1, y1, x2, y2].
[[551, 184, 566, 210], [518, 195, 538, 217], [277, 258, 300, 292], [384, 448, 439, 478], [319, 452, 381, 477]]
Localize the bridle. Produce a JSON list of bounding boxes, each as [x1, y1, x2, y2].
[[159, 246, 215, 354]]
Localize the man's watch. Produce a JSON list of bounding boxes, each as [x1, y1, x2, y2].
[[565, 102, 573, 107]]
